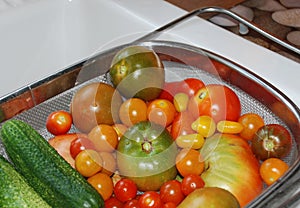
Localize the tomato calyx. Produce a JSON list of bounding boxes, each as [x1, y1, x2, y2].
[[142, 140, 153, 153]]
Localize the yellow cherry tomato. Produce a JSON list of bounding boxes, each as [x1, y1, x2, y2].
[[217, 120, 244, 134], [191, 116, 216, 137], [173, 93, 189, 112], [176, 133, 205, 149]]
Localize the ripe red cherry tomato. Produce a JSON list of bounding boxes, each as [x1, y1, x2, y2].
[[105, 197, 124, 208], [69, 136, 96, 159], [181, 174, 205, 196], [138, 191, 163, 208], [177, 78, 205, 97], [160, 180, 185, 205], [124, 199, 139, 208], [114, 178, 138, 203], [46, 110, 72, 135]]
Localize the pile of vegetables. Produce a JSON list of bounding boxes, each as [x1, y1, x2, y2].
[[0, 45, 293, 208]]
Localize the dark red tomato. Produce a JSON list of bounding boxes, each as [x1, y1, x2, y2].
[[69, 136, 96, 159], [251, 124, 292, 161], [188, 84, 241, 122], [177, 78, 205, 97], [124, 199, 139, 208], [181, 174, 205, 196], [105, 197, 124, 208], [46, 110, 72, 135], [114, 178, 138, 203], [163, 202, 177, 208], [160, 180, 185, 205], [171, 111, 195, 140], [138, 191, 162, 208], [159, 81, 180, 101]]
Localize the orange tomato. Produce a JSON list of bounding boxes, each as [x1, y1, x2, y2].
[[238, 113, 265, 140], [147, 99, 176, 127], [175, 148, 205, 177], [75, 149, 103, 177], [119, 98, 148, 127], [88, 124, 118, 152], [260, 158, 289, 186], [87, 172, 114, 201]]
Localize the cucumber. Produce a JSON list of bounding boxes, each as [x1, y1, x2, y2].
[[0, 155, 51, 208], [0, 119, 104, 208]]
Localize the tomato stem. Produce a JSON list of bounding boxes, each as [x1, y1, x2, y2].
[[142, 141, 152, 153]]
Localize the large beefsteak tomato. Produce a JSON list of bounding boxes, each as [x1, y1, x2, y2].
[[200, 133, 263, 207]]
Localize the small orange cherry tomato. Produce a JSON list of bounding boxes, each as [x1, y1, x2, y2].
[[260, 158, 289, 186], [119, 98, 148, 127], [175, 133, 205, 149], [238, 113, 265, 140], [75, 149, 103, 177], [217, 120, 244, 134], [191, 116, 216, 137], [88, 124, 119, 152], [46, 110, 72, 135], [87, 172, 114, 201], [147, 99, 176, 127], [175, 148, 205, 177]]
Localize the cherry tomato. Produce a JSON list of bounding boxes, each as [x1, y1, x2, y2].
[[217, 120, 244, 134], [260, 158, 289, 186], [181, 174, 205, 196], [159, 81, 180, 102], [188, 84, 241, 122], [173, 93, 189, 112], [87, 172, 114, 201], [177, 78, 205, 97], [119, 98, 148, 127], [163, 202, 177, 208], [175, 148, 205, 177], [191, 115, 216, 137], [98, 152, 117, 176], [138, 191, 163, 208], [251, 124, 292, 161], [160, 180, 185, 205], [88, 124, 119, 152], [70, 136, 96, 159], [238, 113, 265, 140], [175, 133, 205, 149], [171, 111, 195, 140], [114, 178, 138, 203], [124, 199, 139, 208], [46, 110, 72, 135], [147, 99, 176, 127], [75, 149, 103, 177], [105, 197, 124, 208]]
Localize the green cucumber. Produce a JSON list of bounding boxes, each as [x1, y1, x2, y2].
[[0, 119, 104, 208], [0, 155, 51, 208]]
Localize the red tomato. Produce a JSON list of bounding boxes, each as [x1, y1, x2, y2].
[[171, 111, 195, 140], [138, 191, 163, 208], [124, 199, 139, 208], [188, 84, 241, 122], [46, 110, 72, 135], [105, 197, 124, 208], [159, 81, 180, 101], [177, 78, 205, 97], [160, 180, 185, 205], [163, 202, 177, 208], [114, 178, 138, 203], [181, 174, 205, 196], [70, 136, 96, 159]]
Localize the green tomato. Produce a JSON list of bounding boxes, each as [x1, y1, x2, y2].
[[109, 46, 165, 101], [117, 121, 177, 191]]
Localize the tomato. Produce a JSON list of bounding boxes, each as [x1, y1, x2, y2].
[[160, 180, 184, 205], [98, 152, 117, 176], [238, 113, 265, 140], [117, 121, 178, 191], [260, 158, 289, 186], [163, 202, 177, 208], [251, 124, 292, 161], [124, 199, 139, 208], [171, 111, 195, 140], [46, 110, 72, 135], [112, 124, 128, 140], [181, 174, 205, 196], [109, 45, 165, 101], [177, 78, 205, 97], [147, 99, 176, 127], [188, 84, 241, 122], [87, 172, 114, 201], [173, 93, 189, 112], [200, 133, 263, 207], [217, 120, 244, 134], [159, 81, 179, 101], [114, 178, 138, 203], [191, 115, 216, 137], [88, 124, 119, 152], [119, 98, 148, 127], [175, 133, 204, 150], [75, 149, 103, 177], [138, 191, 163, 208], [175, 148, 205, 177], [105, 197, 124, 208], [70, 136, 96, 159]]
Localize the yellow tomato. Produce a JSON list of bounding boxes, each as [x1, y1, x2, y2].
[[176, 133, 205, 149], [217, 120, 244, 134], [191, 116, 216, 137]]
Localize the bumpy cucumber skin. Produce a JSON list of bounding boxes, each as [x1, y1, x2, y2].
[[0, 119, 104, 208], [0, 155, 51, 208]]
